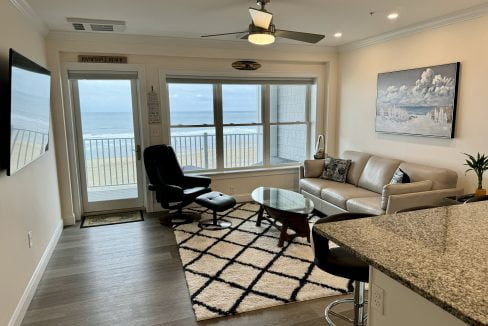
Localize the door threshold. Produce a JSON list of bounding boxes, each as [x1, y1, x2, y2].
[[83, 207, 145, 217]]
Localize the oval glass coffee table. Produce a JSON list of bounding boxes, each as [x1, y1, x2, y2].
[[251, 187, 314, 247]]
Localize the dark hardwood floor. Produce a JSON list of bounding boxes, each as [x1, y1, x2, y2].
[[22, 213, 353, 326]]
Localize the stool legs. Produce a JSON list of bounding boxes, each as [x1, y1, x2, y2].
[[198, 210, 232, 230], [354, 281, 366, 326], [325, 281, 367, 326]]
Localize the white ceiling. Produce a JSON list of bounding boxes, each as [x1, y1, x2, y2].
[[27, 0, 488, 46]]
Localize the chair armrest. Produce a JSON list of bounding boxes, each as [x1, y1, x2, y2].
[[183, 175, 211, 188], [148, 183, 184, 198], [386, 187, 464, 214]]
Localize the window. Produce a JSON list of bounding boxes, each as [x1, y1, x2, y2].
[[222, 84, 263, 169], [167, 79, 315, 172], [270, 85, 309, 165], [168, 83, 216, 170]]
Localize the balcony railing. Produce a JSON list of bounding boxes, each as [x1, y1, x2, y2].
[[83, 137, 137, 188], [83, 132, 292, 188], [171, 133, 263, 170], [10, 128, 49, 170]]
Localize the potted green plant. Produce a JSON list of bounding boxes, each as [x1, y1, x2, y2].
[[464, 152, 488, 197]]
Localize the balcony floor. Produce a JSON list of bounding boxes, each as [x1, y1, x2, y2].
[[87, 184, 138, 202]]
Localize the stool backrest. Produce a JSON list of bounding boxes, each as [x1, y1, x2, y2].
[[465, 195, 488, 203], [311, 213, 373, 265]]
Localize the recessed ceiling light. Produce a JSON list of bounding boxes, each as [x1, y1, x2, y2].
[[388, 12, 399, 20], [334, 32, 343, 38]]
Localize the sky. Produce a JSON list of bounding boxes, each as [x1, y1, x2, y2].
[[168, 83, 261, 112], [79, 80, 133, 113], [377, 63, 458, 107], [77, 81, 262, 114]]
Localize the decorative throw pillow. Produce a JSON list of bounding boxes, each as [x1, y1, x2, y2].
[[390, 168, 411, 184], [321, 157, 352, 183]]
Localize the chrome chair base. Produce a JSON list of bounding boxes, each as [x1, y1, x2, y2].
[[325, 281, 367, 326], [198, 218, 232, 230]]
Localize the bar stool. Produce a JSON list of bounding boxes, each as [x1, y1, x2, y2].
[[312, 213, 374, 326], [465, 195, 488, 203], [395, 205, 437, 213]]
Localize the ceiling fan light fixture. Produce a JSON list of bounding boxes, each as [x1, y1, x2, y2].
[[248, 32, 275, 45]]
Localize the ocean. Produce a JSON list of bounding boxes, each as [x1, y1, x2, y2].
[[81, 110, 260, 138]]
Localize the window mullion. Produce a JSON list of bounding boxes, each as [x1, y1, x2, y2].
[[214, 83, 224, 171], [262, 84, 270, 167], [306, 85, 312, 159]]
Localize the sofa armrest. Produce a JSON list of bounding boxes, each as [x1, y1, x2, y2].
[[302, 159, 325, 178], [299, 165, 305, 179], [385, 187, 464, 214], [381, 180, 433, 210]]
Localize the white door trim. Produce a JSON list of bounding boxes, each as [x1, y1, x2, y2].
[[61, 63, 149, 217]]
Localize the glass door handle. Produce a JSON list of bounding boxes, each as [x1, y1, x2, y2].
[[135, 144, 142, 161]]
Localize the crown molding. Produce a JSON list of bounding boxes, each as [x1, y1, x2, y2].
[[47, 31, 338, 63], [9, 0, 49, 36], [339, 3, 488, 52]]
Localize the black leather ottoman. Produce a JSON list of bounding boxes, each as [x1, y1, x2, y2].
[[196, 192, 236, 230]]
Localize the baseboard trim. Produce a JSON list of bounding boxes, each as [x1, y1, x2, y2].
[[8, 219, 63, 326], [62, 213, 76, 226]]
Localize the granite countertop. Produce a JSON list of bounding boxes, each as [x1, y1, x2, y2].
[[314, 202, 488, 326]]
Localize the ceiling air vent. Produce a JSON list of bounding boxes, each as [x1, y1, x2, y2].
[[67, 18, 126, 33], [72, 23, 85, 31]]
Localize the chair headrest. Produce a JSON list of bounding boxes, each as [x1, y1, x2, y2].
[[143, 145, 184, 186]]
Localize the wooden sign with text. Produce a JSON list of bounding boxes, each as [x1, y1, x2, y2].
[[78, 55, 128, 64]]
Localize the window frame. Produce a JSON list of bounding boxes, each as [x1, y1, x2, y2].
[[167, 82, 217, 170], [166, 78, 315, 173]]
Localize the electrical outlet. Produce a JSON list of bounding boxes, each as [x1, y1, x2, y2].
[[27, 231, 33, 248], [371, 284, 384, 315]]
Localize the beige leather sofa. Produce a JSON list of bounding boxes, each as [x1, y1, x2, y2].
[[299, 151, 463, 215]]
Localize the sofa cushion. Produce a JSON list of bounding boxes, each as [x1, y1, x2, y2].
[[398, 162, 457, 190], [358, 156, 401, 193], [347, 197, 385, 216], [342, 151, 372, 186], [321, 157, 351, 183], [381, 180, 433, 210], [299, 178, 337, 197], [303, 159, 325, 178], [320, 184, 379, 209]]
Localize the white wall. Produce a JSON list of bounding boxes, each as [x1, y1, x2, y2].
[[46, 32, 338, 220], [337, 15, 488, 193], [0, 1, 62, 325]]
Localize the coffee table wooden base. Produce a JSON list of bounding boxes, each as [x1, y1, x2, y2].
[[256, 205, 311, 247]]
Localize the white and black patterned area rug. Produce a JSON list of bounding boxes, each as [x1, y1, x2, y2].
[[174, 202, 349, 321]]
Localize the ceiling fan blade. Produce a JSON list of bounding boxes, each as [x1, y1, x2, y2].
[[249, 8, 273, 29], [201, 31, 248, 38], [240, 34, 249, 39], [275, 29, 325, 43]]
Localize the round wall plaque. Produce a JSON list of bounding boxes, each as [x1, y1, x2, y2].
[[231, 60, 262, 71]]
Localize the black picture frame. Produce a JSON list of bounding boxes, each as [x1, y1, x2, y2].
[[375, 62, 460, 139]]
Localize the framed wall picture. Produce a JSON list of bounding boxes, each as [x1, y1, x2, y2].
[[375, 63, 460, 138]]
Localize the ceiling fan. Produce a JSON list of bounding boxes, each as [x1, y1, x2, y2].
[[201, 0, 325, 45]]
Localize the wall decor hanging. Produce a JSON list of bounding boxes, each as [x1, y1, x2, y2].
[[231, 60, 261, 71], [376, 63, 460, 138]]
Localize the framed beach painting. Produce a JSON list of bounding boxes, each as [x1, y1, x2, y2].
[[375, 63, 460, 138]]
